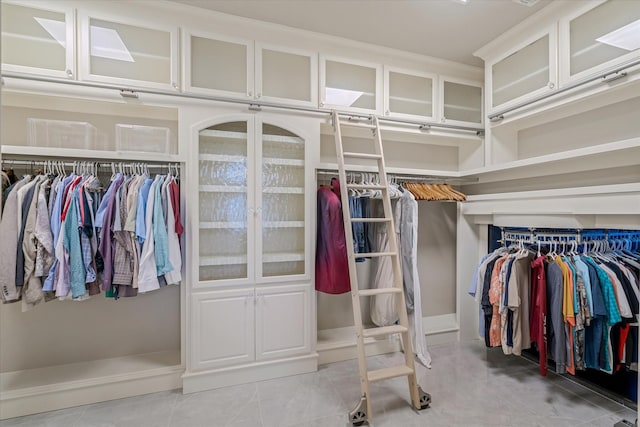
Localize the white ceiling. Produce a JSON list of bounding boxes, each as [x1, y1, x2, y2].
[[170, 0, 551, 67]]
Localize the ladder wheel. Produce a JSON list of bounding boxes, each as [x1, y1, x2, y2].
[[349, 396, 368, 426], [418, 386, 431, 410]]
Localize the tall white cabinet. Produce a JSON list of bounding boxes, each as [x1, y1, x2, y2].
[[183, 109, 318, 392]]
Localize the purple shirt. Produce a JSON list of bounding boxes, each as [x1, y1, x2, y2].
[[98, 175, 124, 291]]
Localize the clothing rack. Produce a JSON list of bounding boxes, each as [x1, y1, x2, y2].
[[499, 227, 640, 247]]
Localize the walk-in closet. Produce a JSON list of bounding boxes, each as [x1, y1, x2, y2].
[[1, 0, 639, 426]]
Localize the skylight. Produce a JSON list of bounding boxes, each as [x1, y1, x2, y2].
[[596, 19, 640, 51]]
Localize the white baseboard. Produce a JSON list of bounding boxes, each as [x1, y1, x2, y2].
[[182, 354, 318, 394], [317, 314, 459, 365]]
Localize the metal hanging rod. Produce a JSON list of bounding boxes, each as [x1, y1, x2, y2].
[[1, 159, 176, 170], [489, 58, 640, 121], [1, 72, 483, 135], [315, 168, 477, 183]]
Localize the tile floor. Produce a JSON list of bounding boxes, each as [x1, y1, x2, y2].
[[1, 341, 637, 427]]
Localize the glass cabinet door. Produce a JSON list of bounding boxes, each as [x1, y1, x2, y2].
[[198, 121, 251, 282], [491, 30, 555, 109], [1, 2, 73, 78], [186, 31, 253, 98], [256, 45, 317, 106], [79, 14, 178, 89], [440, 78, 483, 125], [385, 68, 435, 119], [564, 0, 640, 81], [259, 123, 306, 278], [321, 57, 381, 112]]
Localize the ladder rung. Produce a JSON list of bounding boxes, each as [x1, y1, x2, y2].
[[350, 218, 391, 223], [363, 325, 407, 338], [340, 121, 376, 130], [343, 152, 383, 160], [346, 184, 386, 190], [358, 288, 402, 297], [367, 365, 414, 382], [354, 251, 396, 258]]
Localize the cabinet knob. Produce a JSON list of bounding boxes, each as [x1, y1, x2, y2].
[[248, 91, 253, 97], [548, 81, 555, 89], [66, 69, 73, 78], [172, 82, 178, 90], [441, 117, 446, 123], [320, 102, 325, 107], [385, 110, 390, 115], [256, 93, 262, 99]]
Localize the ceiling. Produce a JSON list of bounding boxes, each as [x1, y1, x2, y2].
[[170, 0, 551, 67]]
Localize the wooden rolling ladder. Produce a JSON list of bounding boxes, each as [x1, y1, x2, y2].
[[332, 111, 431, 426]]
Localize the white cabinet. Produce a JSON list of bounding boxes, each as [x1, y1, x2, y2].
[[488, 26, 557, 112], [560, 0, 640, 85], [190, 284, 310, 371], [197, 117, 309, 285], [384, 67, 436, 120], [1, 1, 74, 79], [255, 284, 311, 361], [191, 288, 255, 371], [184, 31, 317, 106], [439, 76, 483, 126], [320, 56, 382, 113], [78, 12, 179, 90]]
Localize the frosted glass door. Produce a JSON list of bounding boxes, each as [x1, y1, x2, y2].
[[386, 69, 434, 118], [322, 58, 380, 112], [188, 32, 252, 97], [257, 46, 316, 106], [199, 122, 250, 282], [260, 124, 305, 278], [492, 34, 552, 108], [81, 15, 176, 89], [1, 3, 73, 78], [441, 79, 483, 124], [567, 0, 640, 79]]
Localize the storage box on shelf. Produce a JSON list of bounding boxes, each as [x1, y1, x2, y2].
[[2, 91, 180, 161]]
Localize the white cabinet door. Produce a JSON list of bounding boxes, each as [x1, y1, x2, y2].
[[256, 44, 317, 107], [78, 12, 179, 90], [384, 67, 436, 120], [439, 76, 483, 126], [560, 0, 640, 85], [255, 284, 311, 361], [184, 30, 254, 99], [191, 289, 255, 371], [489, 26, 557, 112], [1, 1, 74, 79], [320, 56, 382, 114]]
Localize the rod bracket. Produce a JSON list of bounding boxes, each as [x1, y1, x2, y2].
[[419, 124, 431, 131], [248, 104, 262, 112], [120, 90, 139, 99], [602, 71, 627, 84]]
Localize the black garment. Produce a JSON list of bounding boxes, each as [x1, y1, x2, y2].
[[481, 257, 500, 347], [15, 181, 38, 287]]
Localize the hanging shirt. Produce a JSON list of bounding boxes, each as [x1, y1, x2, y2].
[[315, 180, 350, 295], [530, 255, 548, 375], [135, 177, 153, 243], [164, 178, 182, 285], [138, 177, 160, 293], [152, 175, 172, 277], [0, 177, 30, 302], [546, 259, 567, 374]]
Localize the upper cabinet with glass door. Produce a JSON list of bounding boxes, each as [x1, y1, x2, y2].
[[560, 0, 640, 85], [488, 26, 557, 112], [384, 67, 436, 120], [320, 56, 382, 114], [1, 1, 74, 79], [439, 76, 483, 126], [78, 12, 179, 90]]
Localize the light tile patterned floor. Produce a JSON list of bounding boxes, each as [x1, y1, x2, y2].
[[1, 341, 636, 427]]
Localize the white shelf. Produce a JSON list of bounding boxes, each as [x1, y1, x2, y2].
[[263, 221, 304, 228], [388, 95, 433, 105], [199, 130, 304, 145], [0, 350, 181, 419], [199, 221, 246, 229], [262, 158, 305, 166], [315, 162, 464, 179], [263, 252, 305, 263], [199, 255, 248, 266], [465, 137, 640, 182], [262, 186, 305, 194], [1, 146, 184, 163], [199, 185, 247, 193], [492, 66, 549, 95], [199, 154, 246, 162], [443, 103, 482, 113]]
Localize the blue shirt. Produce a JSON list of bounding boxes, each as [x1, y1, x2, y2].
[[153, 175, 173, 276], [136, 178, 153, 243], [94, 173, 122, 230]]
